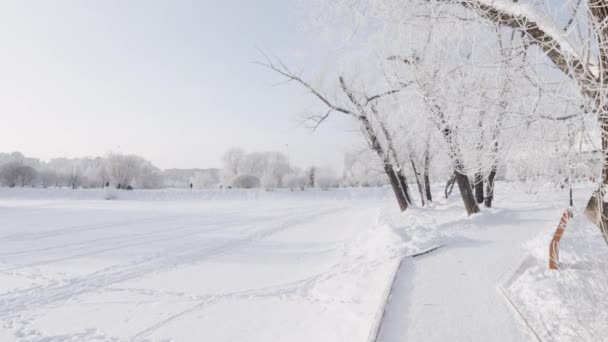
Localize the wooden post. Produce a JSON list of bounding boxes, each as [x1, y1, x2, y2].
[[549, 209, 573, 270]]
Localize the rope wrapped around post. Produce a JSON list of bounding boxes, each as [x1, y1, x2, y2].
[[549, 209, 573, 270]]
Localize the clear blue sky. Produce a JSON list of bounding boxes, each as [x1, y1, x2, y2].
[[0, 0, 356, 170]]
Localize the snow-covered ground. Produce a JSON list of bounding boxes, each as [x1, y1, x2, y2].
[[503, 186, 608, 342], [0, 187, 409, 342], [0, 184, 605, 341], [375, 183, 608, 342]]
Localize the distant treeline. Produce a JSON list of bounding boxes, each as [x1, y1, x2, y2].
[[0, 152, 219, 189]]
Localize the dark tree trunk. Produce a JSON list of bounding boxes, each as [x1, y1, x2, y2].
[[369, 105, 413, 207], [569, 180, 573, 207], [474, 172, 484, 204], [585, 1, 608, 246], [336, 77, 411, 212], [455, 169, 480, 215], [597, 116, 608, 244], [474, 108, 485, 205], [442, 127, 480, 215], [385, 164, 409, 212], [424, 172, 433, 202], [410, 157, 426, 206], [485, 166, 497, 208], [485, 132, 499, 208], [395, 169, 413, 205], [358, 113, 410, 212], [445, 172, 456, 199], [423, 145, 433, 202]]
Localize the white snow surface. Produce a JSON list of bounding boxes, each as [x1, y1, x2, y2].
[[504, 185, 608, 342], [0, 187, 415, 342], [375, 183, 605, 342], [0, 184, 604, 341]]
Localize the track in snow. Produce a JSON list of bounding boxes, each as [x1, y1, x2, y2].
[[0, 206, 347, 320]]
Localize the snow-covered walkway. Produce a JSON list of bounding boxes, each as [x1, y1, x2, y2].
[[377, 192, 568, 342]]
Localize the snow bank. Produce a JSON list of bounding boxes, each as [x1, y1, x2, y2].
[[503, 212, 608, 341]]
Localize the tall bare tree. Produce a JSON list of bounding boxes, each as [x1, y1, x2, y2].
[[258, 54, 413, 211]]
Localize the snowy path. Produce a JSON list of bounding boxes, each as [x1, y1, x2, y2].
[[377, 197, 565, 342]]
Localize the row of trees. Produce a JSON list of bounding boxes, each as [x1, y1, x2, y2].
[[0, 152, 165, 189], [0, 150, 349, 191], [260, 0, 602, 219], [221, 148, 342, 190]]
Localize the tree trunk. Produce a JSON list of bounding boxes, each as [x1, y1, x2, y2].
[[369, 105, 413, 206], [591, 2, 608, 245], [455, 169, 480, 215], [474, 108, 485, 205], [395, 169, 413, 205], [597, 117, 608, 243], [336, 77, 412, 212], [443, 127, 480, 215], [485, 166, 497, 208], [385, 164, 409, 212], [357, 112, 410, 212], [424, 172, 433, 202], [474, 172, 484, 204], [445, 172, 456, 199], [423, 143, 433, 202], [410, 157, 426, 206], [569, 180, 573, 207], [485, 129, 499, 208], [583, 107, 608, 245]]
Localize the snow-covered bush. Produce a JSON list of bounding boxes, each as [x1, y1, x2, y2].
[[230, 174, 261, 189], [261, 173, 278, 191], [283, 174, 308, 191], [103, 187, 118, 200], [314, 167, 339, 191], [0, 162, 38, 187], [316, 175, 338, 190], [191, 171, 219, 189], [220, 148, 293, 189]]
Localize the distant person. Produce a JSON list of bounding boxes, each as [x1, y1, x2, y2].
[[190, 182, 193, 190]]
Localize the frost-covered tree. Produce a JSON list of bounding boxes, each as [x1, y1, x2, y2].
[[284, 173, 308, 191], [191, 171, 219, 189], [259, 54, 414, 211], [221, 148, 293, 189], [342, 150, 388, 187], [316, 167, 340, 190], [104, 153, 162, 189], [222, 148, 246, 179], [304, 0, 597, 217], [0, 162, 38, 187], [231, 174, 261, 189]]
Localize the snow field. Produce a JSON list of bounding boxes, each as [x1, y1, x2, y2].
[[1, 184, 606, 341], [0, 188, 405, 342]]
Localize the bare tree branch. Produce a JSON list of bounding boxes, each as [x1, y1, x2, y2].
[[563, 0, 583, 32], [255, 50, 354, 117], [539, 113, 580, 121], [437, 0, 598, 97], [365, 82, 413, 105]]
